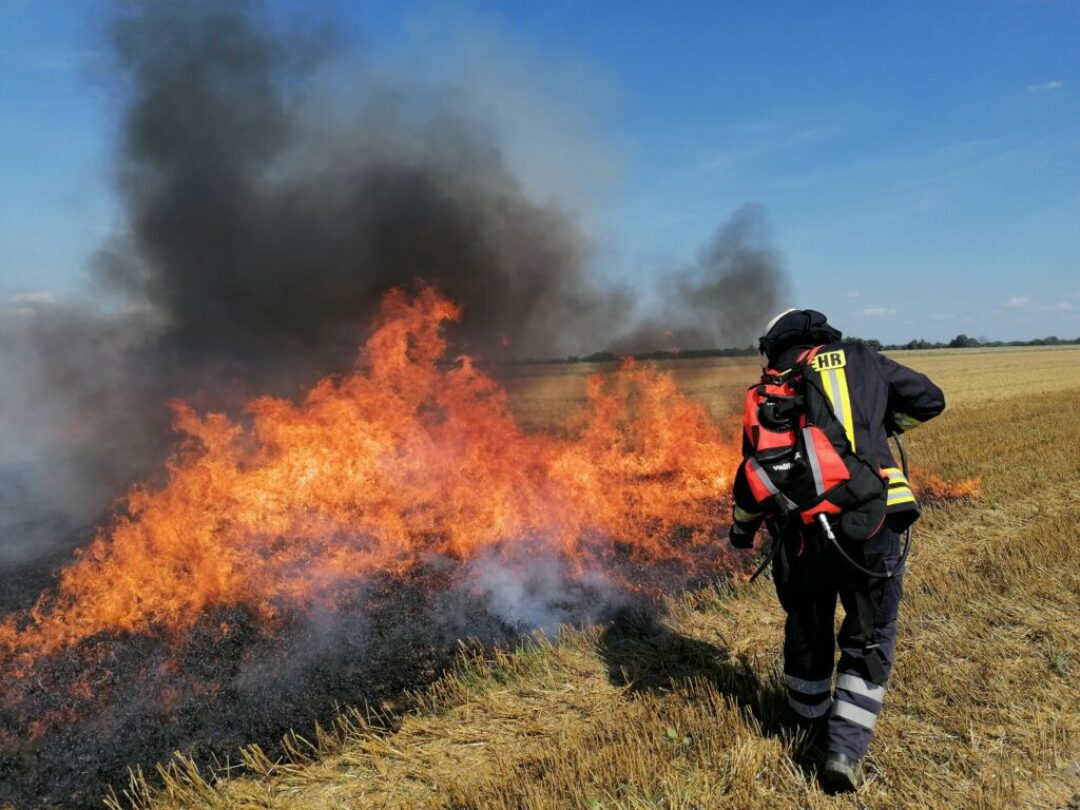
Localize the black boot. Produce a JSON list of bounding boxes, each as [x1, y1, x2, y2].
[[791, 716, 828, 767], [820, 752, 865, 793]]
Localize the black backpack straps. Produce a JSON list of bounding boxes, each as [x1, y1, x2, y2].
[[781, 345, 826, 402], [794, 344, 826, 374]]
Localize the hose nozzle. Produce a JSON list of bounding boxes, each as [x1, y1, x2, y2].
[[816, 512, 837, 542]]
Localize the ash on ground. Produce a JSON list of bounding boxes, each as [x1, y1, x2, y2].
[[0, 552, 696, 809]]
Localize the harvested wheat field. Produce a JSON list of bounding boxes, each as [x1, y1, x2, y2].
[[109, 346, 1080, 810]]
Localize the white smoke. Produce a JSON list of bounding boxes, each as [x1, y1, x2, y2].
[[460, 540, 625, 636]]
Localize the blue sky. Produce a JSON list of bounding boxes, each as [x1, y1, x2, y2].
[[1, 0, 1077, 343]]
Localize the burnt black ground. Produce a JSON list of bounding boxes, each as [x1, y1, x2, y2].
[[0, 555, 700, 810], [0, 569, 521, 809]]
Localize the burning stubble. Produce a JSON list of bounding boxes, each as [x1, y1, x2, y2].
[[0, 289, 743, 659], [0, 289, 747, 807]]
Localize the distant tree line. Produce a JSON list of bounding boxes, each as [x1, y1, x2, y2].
[[509, 334, 1080, 365], [847, 334, 1080, 351]]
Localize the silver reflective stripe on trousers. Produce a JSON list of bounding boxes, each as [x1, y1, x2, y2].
[[784, 673, 831, 694], [788, 694, 832, 718], [832, 699, 878, 730], [801, 427, 825, 495], [836, 673, 886, 703]]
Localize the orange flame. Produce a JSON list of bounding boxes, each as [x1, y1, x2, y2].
[[0, 288, 741, 666], [0, 289, 979, 687], [909, 467, 981, 504]]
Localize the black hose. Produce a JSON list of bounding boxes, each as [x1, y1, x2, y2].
[[823, 432, 913, 580], [748, 537, 781, 584]]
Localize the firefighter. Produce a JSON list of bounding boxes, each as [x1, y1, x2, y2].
[[728, 309, 945, 793]]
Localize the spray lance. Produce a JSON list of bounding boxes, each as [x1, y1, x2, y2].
[[747, 432, 914, 584]]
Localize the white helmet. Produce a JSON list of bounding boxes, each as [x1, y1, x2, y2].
[[763, 308, 798, 335]]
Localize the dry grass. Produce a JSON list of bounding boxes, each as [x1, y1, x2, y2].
[[114, 347, 1080, 810]]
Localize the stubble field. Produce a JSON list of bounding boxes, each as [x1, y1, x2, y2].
[[109, 346, 1080, 809]]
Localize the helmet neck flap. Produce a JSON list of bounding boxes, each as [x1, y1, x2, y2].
[[759, 309, 842, 368]]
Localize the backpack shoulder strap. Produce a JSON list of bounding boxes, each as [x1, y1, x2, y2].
[[798, 344, 826, 367], [783, 345, 826, 385]]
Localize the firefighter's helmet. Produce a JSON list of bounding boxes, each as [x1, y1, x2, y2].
[[759, 309, 842, 368]]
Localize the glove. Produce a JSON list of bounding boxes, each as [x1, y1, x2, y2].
[[728, 524, 755, 549], [887, 411, 923, 434]]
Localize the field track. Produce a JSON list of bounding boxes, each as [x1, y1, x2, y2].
[[110, 346, 1080, 809]]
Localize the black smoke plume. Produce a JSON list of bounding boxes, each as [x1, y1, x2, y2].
[[100, 0, 627, 370], [609, 203, 787, 354]]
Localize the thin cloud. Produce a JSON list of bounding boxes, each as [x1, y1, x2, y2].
[[698, 125, 837, 177], [860, 307, 894, 317], [0, 46, 106, 74], [1027, 80, 1064, 94], [6, 291, 56, 318], [1003, 296, 1032, 309], [1040, 301, 1074, 313], [8, 291, 55, 305]]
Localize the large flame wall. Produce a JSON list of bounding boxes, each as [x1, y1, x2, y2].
[[1, 288, 741, 669]]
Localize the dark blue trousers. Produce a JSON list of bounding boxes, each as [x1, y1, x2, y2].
[[773, 525, 904, 760]]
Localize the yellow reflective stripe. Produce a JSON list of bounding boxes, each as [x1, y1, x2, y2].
[[819, 367, 856, 450], [887, 489, 916, 505], [882, 464, 915, 505], [733, 505, 762, 523], [881, 467, 911, 488], [833, 367, 856, 450]]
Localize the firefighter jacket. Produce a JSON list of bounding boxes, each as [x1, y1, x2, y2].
[[730, 341, 946, 542]]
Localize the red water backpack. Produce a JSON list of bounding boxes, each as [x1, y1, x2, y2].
[[742, 347, 887, 540]]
